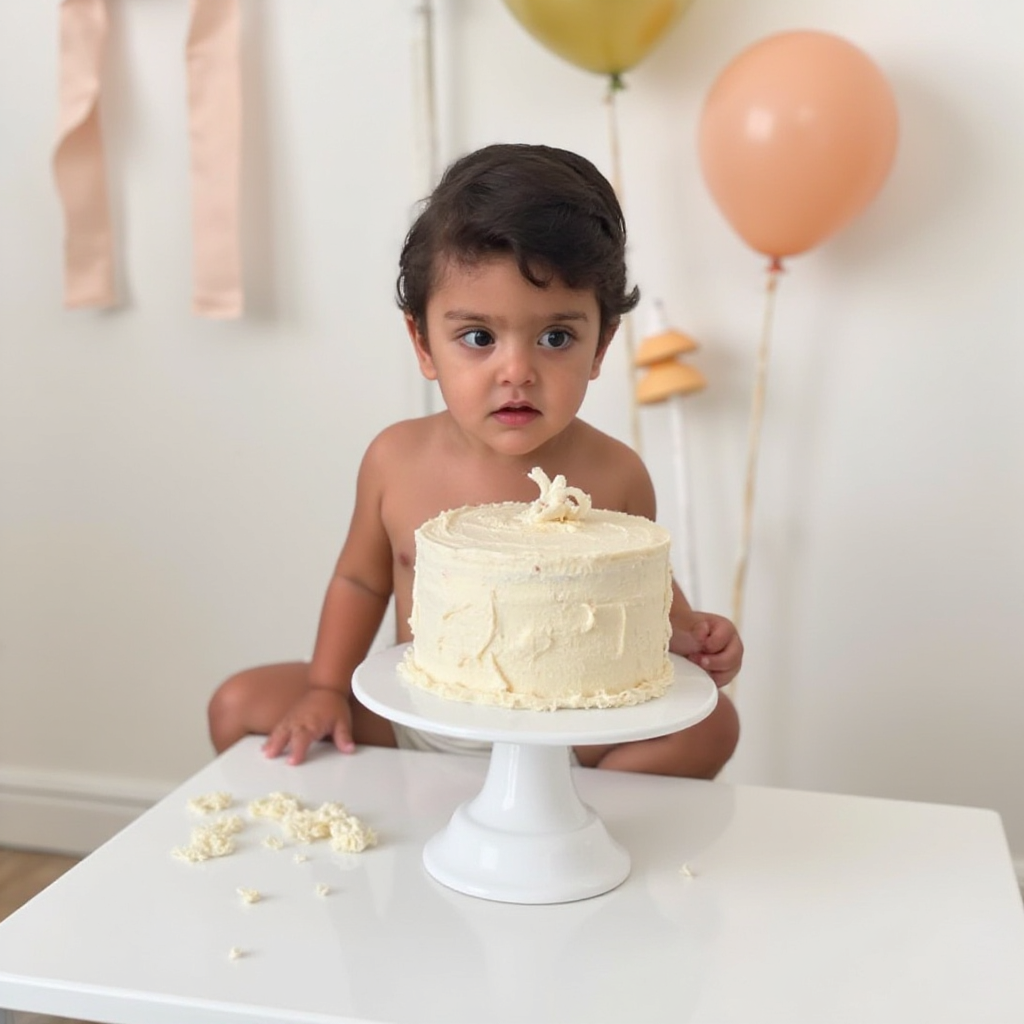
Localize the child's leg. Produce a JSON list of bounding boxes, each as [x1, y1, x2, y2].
[[207, 662, 397, 754], [574, 692, 739, 779]]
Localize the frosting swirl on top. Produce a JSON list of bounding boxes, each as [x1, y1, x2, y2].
[[523, 467, 592, 524]]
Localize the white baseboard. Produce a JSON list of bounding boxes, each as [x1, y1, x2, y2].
[[0, 766, 175, 856]]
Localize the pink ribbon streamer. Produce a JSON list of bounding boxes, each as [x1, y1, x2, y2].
[[53, 0, 244, 318], [53, 0, 115, 309], [186, 0, 243, 318]]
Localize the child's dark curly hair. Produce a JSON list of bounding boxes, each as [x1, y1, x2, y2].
[[396, 143, 640, 345]]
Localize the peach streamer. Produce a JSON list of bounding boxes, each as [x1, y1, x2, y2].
[[53, 0, 115, 309], [53, 0, 243, 317], [186, 0, 243, 318]]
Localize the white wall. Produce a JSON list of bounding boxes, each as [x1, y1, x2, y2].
[[2, 0, 1022, 868]]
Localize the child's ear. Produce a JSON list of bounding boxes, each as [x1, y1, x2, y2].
[[590, 320, 618, 380], [406, 313, 437, 381]]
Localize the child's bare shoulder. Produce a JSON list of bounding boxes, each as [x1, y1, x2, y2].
[[363, 415, 443, 466], [573, 420, 649, 478], [359, 415, 452, 509], [568, 420, 656, 516]]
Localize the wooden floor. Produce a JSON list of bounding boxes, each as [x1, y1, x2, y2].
[[0, 847, 88, 1024]]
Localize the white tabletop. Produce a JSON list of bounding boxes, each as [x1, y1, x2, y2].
[[1, 737, 1023, 1024]]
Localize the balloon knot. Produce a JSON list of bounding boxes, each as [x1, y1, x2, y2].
[[768, 256, 785, 275], [607, 72, 627, 94]]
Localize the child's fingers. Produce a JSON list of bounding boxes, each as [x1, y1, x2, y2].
[[703, 619, 734, 655], [333, 722, 356, 754], [262, 726, 289, 760], [670, 627, 701, 657], [286, 728, 315, 766], [699, 637, 743, 686], [263, 721, 316, 764], [670, 617, 712, 658], [715, 632, 743, 663]]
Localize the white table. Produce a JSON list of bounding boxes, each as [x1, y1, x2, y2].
[[1, 737, 1022, 1024]]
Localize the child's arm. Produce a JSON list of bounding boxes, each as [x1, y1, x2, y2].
[[262, 446, 394, 765]]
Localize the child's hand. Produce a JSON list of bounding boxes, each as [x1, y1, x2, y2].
[[262, 689, 355, 765], [671, 612, 743, 688]]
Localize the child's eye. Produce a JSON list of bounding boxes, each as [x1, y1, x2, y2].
[[460, 329, 494, 349], [539, 330, 573, 350]]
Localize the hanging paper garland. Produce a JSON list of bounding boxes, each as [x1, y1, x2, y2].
[[53, 0, 244, 318], [185, 0, 244, 318], [54, 0, 114, 309]]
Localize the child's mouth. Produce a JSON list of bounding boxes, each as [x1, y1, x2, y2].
[[493, 404, 540, 426]]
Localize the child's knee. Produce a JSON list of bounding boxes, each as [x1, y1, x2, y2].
[[207, 670, 255, 738], [690, 692, 740, 778], [651, 693, 739, 779]]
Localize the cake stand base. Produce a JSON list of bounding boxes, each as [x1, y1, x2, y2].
[[353, 645, 717, 905], [422, 742, 629, 904]]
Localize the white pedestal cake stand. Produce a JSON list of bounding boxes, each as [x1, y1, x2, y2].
[[353, 644, 718, 905]]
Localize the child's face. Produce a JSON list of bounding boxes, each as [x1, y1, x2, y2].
[[408, 255, 608, 459]]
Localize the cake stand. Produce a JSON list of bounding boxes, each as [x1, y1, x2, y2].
[[353, 644, 717, 905]]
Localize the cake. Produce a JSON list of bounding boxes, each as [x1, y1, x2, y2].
[[399, 468, 674, 710]]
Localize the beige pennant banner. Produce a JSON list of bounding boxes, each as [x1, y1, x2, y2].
[[186, 0, 243, 318], [53, 0, 243, 318], [53, 0, 115, 309]]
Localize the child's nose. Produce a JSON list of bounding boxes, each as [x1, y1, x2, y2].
[[498, 343, 536, 386]]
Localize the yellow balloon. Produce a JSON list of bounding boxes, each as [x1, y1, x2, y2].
[[503, 0, 695, 77]]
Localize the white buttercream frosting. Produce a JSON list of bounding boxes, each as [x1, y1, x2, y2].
[[400, 469, 673, 710], [523, 466, 592, 524]]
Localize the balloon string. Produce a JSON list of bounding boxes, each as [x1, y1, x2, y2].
[[731, 259, 784, 640], [604, 76, 642, 455], [411, 0, 440, 416], [411, 0, 439, 194], [671, 394, 700, 609]]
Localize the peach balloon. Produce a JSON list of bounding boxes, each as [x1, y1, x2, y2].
[[698, 31, 899, 259]]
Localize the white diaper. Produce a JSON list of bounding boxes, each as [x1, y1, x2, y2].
[[391, 722, 492, 757], [390, 722, 581, 765]]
